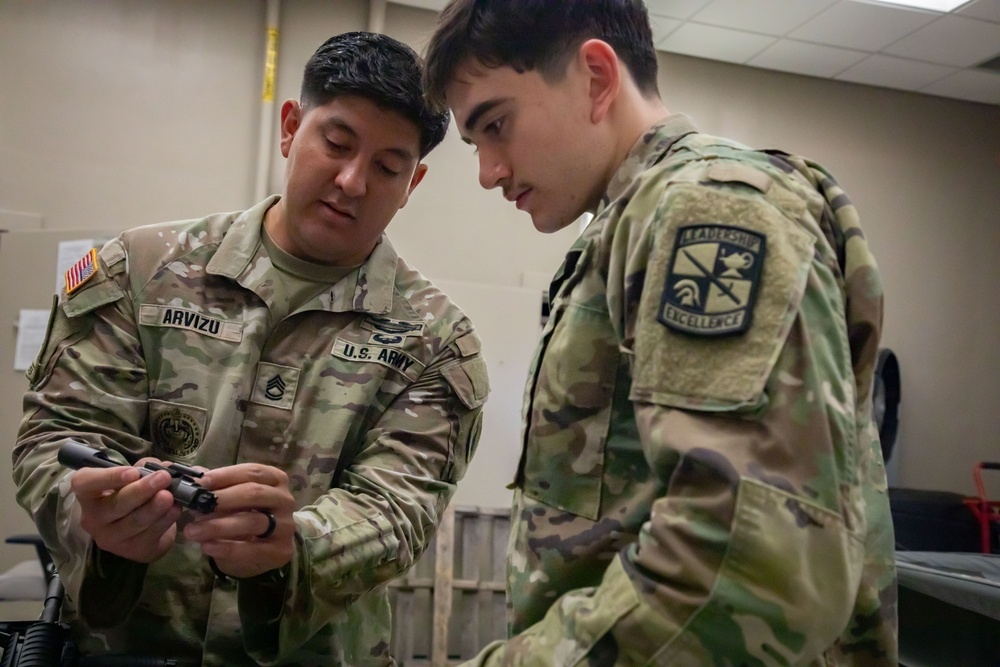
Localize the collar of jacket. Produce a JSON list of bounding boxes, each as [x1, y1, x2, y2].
[[206, 195, 399, 315], [600, 113, 699, 212]]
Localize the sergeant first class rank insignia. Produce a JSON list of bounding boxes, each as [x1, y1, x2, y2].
[[659, 224, 766, 337]]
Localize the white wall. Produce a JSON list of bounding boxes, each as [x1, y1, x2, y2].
[[1, 0, 999, 555], [0, 0, 265, 226]]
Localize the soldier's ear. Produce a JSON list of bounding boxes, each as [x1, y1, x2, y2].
[[398, 163, 429, 209], [279, 100, 302, 158], [578, 39, 620, 124]]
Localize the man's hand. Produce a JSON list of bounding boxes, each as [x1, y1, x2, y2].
[[182, 463, 296, 579], [71, 462, 182, 564]]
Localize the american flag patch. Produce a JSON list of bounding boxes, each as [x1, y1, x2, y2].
[[65, 248, 99, 295]]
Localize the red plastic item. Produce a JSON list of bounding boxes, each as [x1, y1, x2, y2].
[[962, 462, 1000, 554]]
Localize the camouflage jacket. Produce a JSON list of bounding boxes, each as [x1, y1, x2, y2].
[[14, 196, 489, 666], [471, 116, 896, 666]]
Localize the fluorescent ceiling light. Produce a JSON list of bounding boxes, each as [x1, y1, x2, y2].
[[856, 0, 971, 11]]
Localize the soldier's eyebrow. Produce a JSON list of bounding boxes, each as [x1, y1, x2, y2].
[[320, 117, 415, 162], [320, 117, 357, 139], [463, 98, 508, 135]]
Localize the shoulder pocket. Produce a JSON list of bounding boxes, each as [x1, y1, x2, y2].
[[63, 280, 125, 318], [631, 183, 814, 410], [28, 255, 128, 389], [63, 240, 127, 317], [26, 295, 95, 389], [441, 335, 489, 482], [442, 354, 489, 410]]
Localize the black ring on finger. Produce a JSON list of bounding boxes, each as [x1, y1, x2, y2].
[[256, 508, 277, 539]]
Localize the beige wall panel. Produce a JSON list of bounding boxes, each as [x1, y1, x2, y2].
[[0, 0, 264, 229]]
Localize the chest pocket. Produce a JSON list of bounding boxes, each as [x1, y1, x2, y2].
[[520, 248, 621, 521]]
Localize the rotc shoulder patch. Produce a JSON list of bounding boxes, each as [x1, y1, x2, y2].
[[65, 248, 99, 295], [658, 224, 766, 337]]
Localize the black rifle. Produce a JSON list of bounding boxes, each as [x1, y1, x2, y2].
[[57, 442, 217, 514], [0, 560, 75, 666], [0, 537, 185, 666]]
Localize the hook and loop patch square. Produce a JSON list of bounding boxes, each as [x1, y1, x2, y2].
[[659, 224, 766, 337], [631, 183, 814, 409]]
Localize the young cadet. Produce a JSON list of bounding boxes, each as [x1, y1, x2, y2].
[[424, 1, 895, 665], [14, 32, 488, 665]]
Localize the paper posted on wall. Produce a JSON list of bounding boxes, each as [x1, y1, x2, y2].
[[14, 309, 50, 371]]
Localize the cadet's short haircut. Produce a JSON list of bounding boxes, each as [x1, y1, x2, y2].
[[423, 0, 660, 109], [302, 32, 449, 158]]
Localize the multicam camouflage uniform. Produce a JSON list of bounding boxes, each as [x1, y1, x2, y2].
[[14, 195, 489, 666], [471, 115, 896, 666]]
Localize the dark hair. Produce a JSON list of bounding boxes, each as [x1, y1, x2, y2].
[[302, 32, 449, 158], [424, 0, 660, 109]]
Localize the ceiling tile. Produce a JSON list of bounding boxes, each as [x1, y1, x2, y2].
[[382, 0, 1000, 106], [920, 68, 1000, 102], [836, 54, 958, 89], [648, 14, 683, 44], [884, 14, 1000, 66], [748, 39, 869, 77], [657, 23, 778, 63], [389, 0, 448, 10], [956, 0, 1000, 23], [644, 0, 714, 19], [690, 0, 838, 36], [790, 2, 938, 50]]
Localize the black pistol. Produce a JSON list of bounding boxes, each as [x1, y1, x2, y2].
[[58, 441, 217, 513]]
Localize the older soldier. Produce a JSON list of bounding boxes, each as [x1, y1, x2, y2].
[[14, 32, 488, 665], [424, 1, 895, 665]]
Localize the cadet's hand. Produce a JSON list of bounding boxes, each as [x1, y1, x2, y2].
[[71, 461, 182, 564], [182, 463, 295, 579]]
